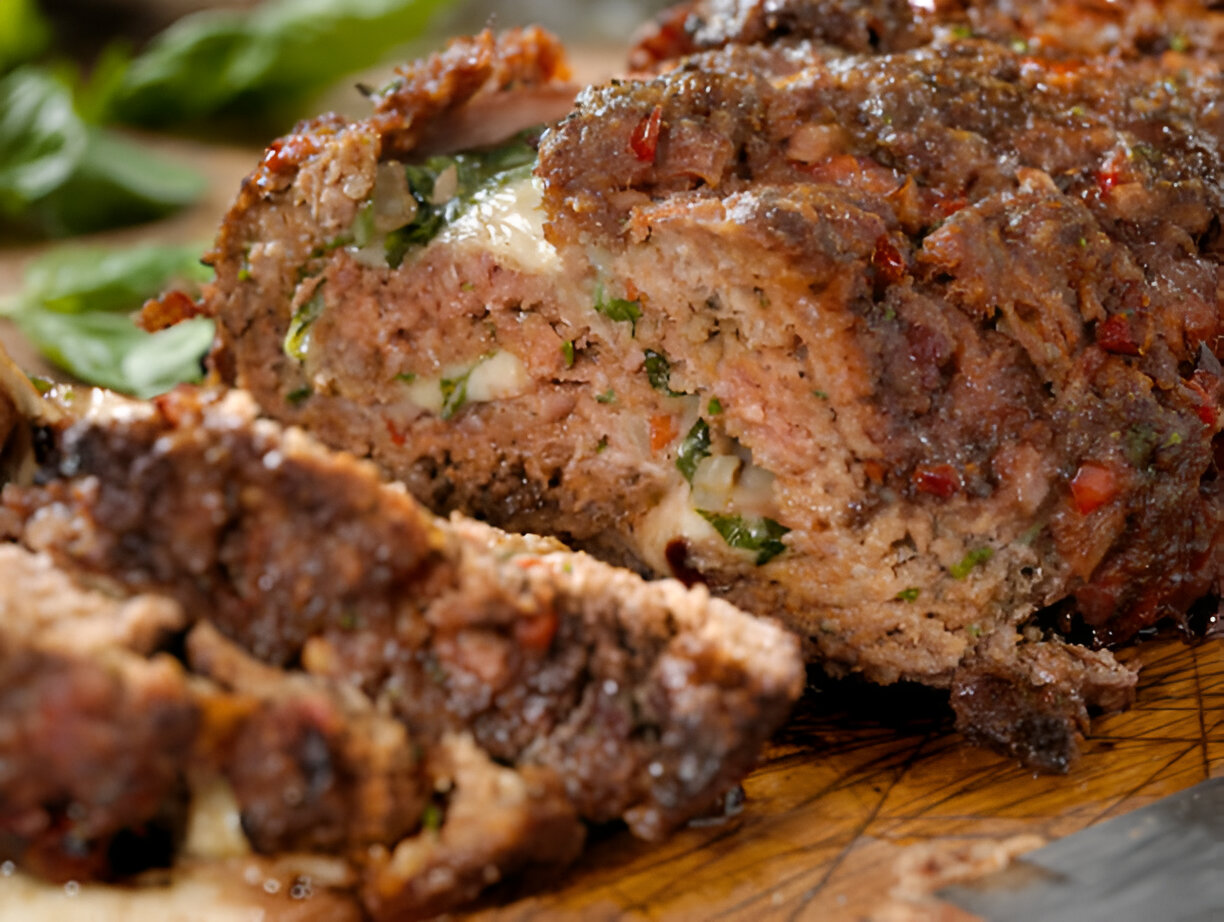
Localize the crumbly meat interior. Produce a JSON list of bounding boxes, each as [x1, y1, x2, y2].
[[199, 1, 1221, 767], [0, 383, 802, 918]]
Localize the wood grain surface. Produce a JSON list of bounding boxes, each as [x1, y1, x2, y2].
[[440, 633, 1218, 921], [1, 125, 1219, 922]]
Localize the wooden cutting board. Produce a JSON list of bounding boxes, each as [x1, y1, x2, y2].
[[2, 133, 1220, 922], [451, 633, 1221, 921]]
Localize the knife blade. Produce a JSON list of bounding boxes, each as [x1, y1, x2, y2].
[[937, 776, 1224, 922]]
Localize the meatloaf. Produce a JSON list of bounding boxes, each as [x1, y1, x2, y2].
[[0, 359, 802, 918], [196, 0, 1222, 770]]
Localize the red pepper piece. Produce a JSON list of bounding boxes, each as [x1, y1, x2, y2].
[[630, 105, 663, 163], [871, 235, 907, 286], [1070, 461, 1119, 515], [514, 608, 558, 652], [1187, 377, 1218, 427], [912, 463, 961, 498], [1096, 315, 1140, 355]]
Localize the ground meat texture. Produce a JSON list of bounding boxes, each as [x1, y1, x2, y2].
[[3, 382, 802, 852], [197, 1, 1220, 770]]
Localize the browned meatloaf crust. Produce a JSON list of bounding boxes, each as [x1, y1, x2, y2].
[[0, 379, 802, 918], [198, 2, 1222, 768]]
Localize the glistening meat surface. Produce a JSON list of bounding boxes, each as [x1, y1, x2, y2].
[[198, 1, 1221, 770]]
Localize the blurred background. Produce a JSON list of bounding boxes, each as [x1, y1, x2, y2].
[[0, 0, 674, 387]]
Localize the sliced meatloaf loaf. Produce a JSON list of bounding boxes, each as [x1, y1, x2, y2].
[[0, 356, 802, 918], [197, 2, 1222, 767]]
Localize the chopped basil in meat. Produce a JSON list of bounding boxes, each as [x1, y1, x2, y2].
[[675, 418, 711, 482], [697, 511, 790, 565]]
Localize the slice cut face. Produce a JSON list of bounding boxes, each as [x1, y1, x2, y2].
[[0, 370, 804, 918], [198, 5, 1219, 768]]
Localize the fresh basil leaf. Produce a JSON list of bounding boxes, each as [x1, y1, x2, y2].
[[0, 67, 204, 237], [0, 67, 86, 218], [0, 0, 51, 73], [7, 242, 215, 397], [27, 129, 205, 236], [697, 511, 790, 565], [14, 308, 213, 398], [112, 0, 450, 126], [9, 242, 209, 315], [676, 418, 711, 482]]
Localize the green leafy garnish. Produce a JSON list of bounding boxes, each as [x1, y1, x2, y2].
[[561, 340, 575, 368], [0, 0, 50, 74], [593, 284, 642, 334], [707, 397, 723, 415], [0, 67, 204, 237], [949, 546, 994, 580], [3, 242, 213, 397], [676, 418, 711, 482], [284, 286, 325, 362], [644, 349, 682, 396], [108, 0, 450, 127], [439, 368, 471, 420], [381, 133, 537, 266], [697, 511, 790, 565], [895, 587, 921, 602], [595, 388, 616, 404]]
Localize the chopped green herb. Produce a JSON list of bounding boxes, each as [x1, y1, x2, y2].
[[351, 201, 375, 247], [283, 285, 325, 363], [593, 284, 642, 334], [812, 389, 829, 400], [4, 242, 214, 397], [895, 587, 921, 602], [643, 349, 682, 396], [1123, 423, 1160, 468], [109, 0, 451, 127], [949, 546, 994, 579], [420, 802, 443, 832], [595, 435, 609, 453], [1164, 431, 1183, 447], [29, 375, 53, 395], [675, 418, 711, 482], [697, 511, 790, 565], [1077, 237, 1087, 248], [951, 24, 972, 39], [966, 623, 982, 638], [1010, 37, 1029, 53], [1169, 33, 1189, 53], [595, 388, 616, 404], [237, 266, 252, 282], [561, 340, 575, 368], [439, 370, 471, 420], [380, 134, 537, 266], [394, 371, 416, 383], [460, 280, 475, 292], [707, 397, 724, 415], [286, 386, 311, 405]]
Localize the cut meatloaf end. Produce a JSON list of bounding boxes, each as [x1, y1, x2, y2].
[[0, 369, 803, 912], [197, 0, 1221, 767], [0, 542, 575, 919]]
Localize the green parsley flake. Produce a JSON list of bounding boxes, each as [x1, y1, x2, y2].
[[675, 418, 711, 482], [593, 284, 642, 334], [894, 587, 921, 602], [697, 511, 790, 565], [643, 349, 682, 396], [949, 546, 994, 579]]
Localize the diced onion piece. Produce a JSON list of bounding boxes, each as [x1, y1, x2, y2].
[[691, 454, 742, 511], [466, 351, 530, 402]]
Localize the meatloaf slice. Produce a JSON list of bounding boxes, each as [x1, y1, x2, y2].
[[198, 1, 1220, 767], [0, 371, 802, 899]]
